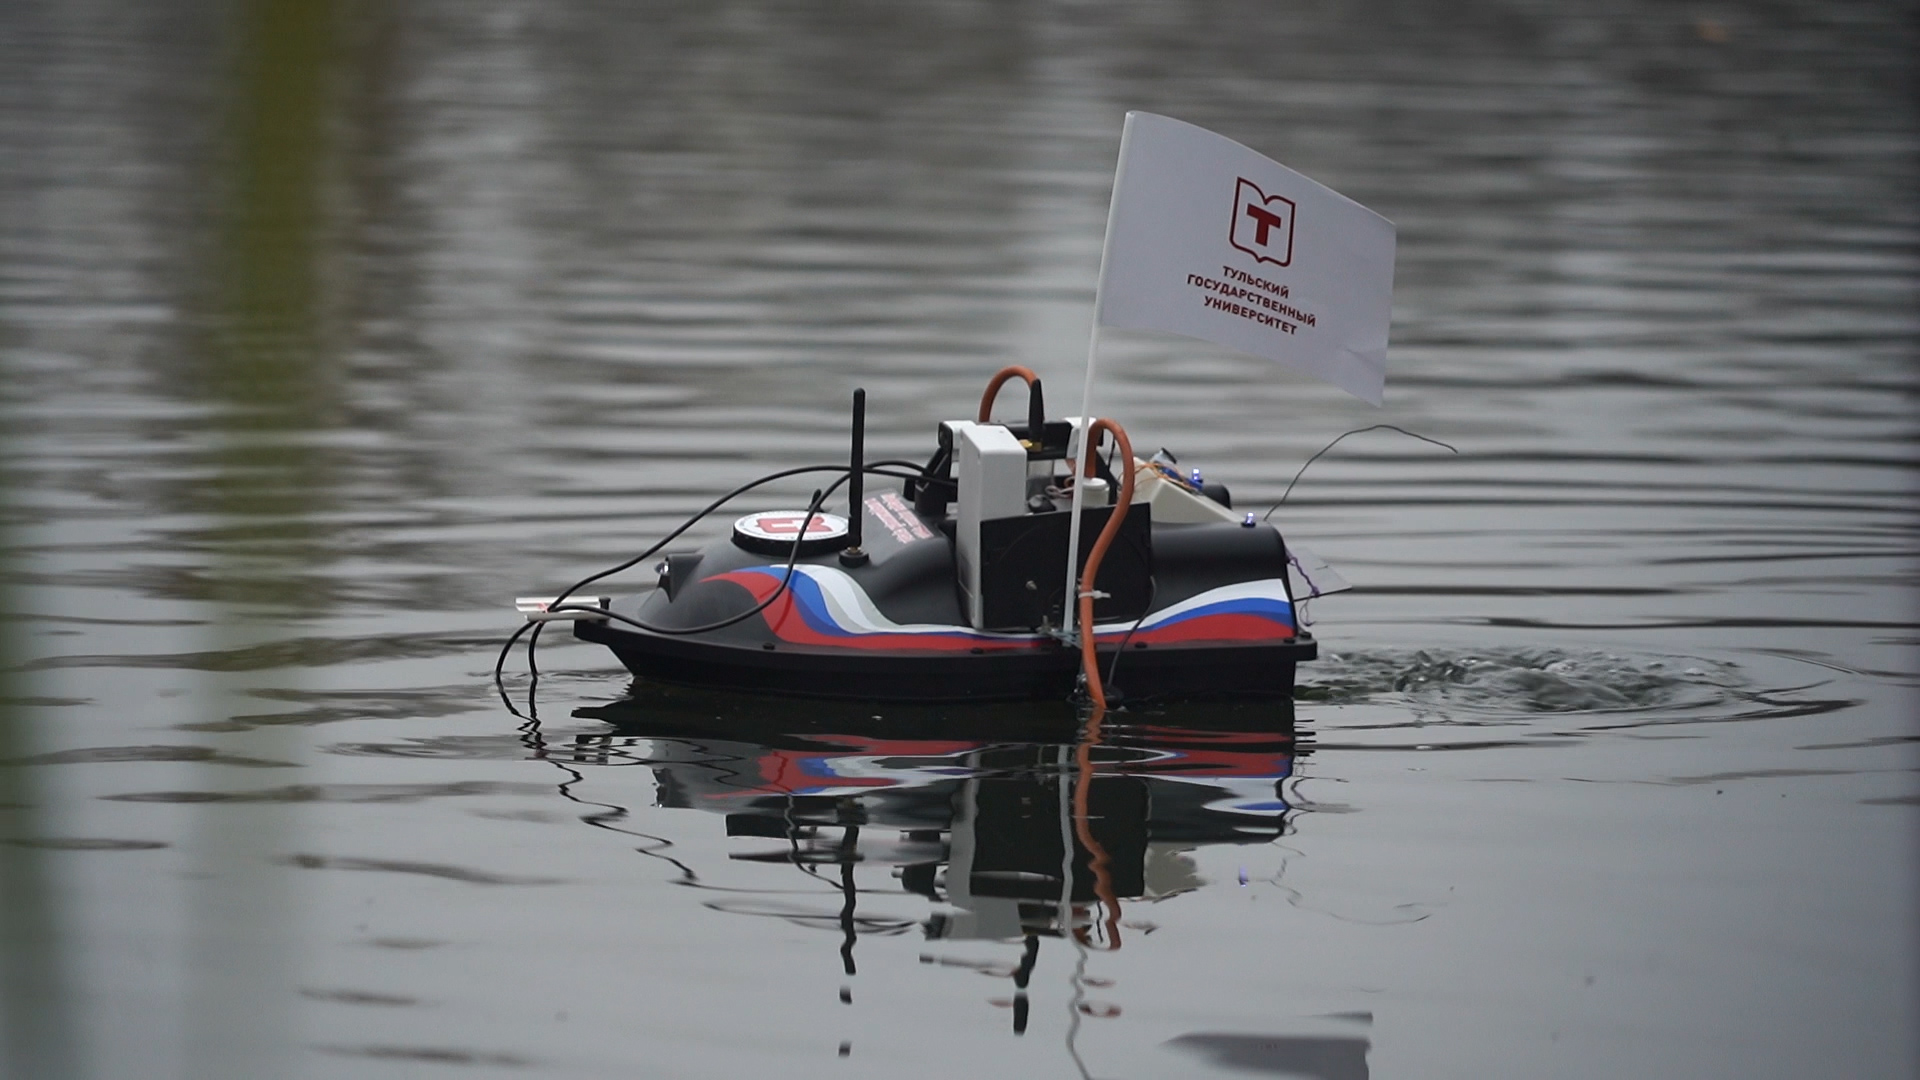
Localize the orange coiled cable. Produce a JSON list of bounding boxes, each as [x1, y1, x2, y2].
[[977, 365, 1040, 423], [1071, 704, 1122, 950], [1075, 418, 1134, 710]]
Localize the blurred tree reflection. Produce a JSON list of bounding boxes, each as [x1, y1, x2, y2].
[[202, 0, 340, 587], [186, 0, 345, 1073], [0, 469, 75, 1080]]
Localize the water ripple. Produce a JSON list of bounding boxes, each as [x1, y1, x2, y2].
[[1299, 647, 1740, 715]]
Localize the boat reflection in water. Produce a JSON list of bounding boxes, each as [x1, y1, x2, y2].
[[548, 687, 1313, 1044]]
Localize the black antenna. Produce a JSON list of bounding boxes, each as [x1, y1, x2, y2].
[[840, 388, 869, 567]]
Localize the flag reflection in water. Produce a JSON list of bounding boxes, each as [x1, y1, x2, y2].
[[555, 694, 1307, 1037]]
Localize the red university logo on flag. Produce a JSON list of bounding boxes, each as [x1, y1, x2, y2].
[[1228, 178, 1295, 267]]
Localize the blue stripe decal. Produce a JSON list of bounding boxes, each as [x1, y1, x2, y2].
[[736, 565, 1291, 637]]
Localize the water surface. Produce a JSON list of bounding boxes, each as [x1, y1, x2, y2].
[[1, 1, 1915, 1077]]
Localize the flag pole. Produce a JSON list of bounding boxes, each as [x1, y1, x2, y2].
[[1063, 114, 1135, 648], [1061, 319, 1100, 646]]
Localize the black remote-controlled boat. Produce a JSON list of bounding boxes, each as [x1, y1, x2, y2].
[[531, 367, 1345, 704], [505, 114, 1408, 706]]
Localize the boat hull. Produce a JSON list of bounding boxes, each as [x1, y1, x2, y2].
[[572, 514, 1314, 702], [576, 615, 1313, 702]]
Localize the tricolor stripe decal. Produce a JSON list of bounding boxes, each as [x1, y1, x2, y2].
[[711, 566, 1294, 652]]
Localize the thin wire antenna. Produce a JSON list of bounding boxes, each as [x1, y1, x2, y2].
[[1263, 425, 1458, 521]]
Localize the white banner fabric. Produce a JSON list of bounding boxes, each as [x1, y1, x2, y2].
[[1094, 112, 1397, 405]]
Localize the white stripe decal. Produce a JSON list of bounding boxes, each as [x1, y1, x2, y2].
[[747, 566, 1291, 639]]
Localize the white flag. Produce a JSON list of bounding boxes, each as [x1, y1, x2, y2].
[[1094, 112, 1396, 405]]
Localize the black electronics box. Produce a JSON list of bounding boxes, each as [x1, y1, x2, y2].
[[976, 504, 1152, 631]]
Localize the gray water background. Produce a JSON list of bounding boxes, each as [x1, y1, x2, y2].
[[2, 0, 1915, 1077]]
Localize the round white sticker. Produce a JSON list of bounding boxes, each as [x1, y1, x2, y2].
[[732, 510, 849, 546]]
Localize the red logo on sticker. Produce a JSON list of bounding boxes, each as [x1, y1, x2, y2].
[[734, 511, 848, 542], [1229, 178, 1295, 268]]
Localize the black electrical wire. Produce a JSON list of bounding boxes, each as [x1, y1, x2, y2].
[[494, 467, 837, 688], [544, 484, 831, 639], [1101, 576, 1158, 701], [1262, 425, 1457, 521], [545, 461, 920, 617], [554, 467, 927, 640], [493, 461, 926, 693]]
